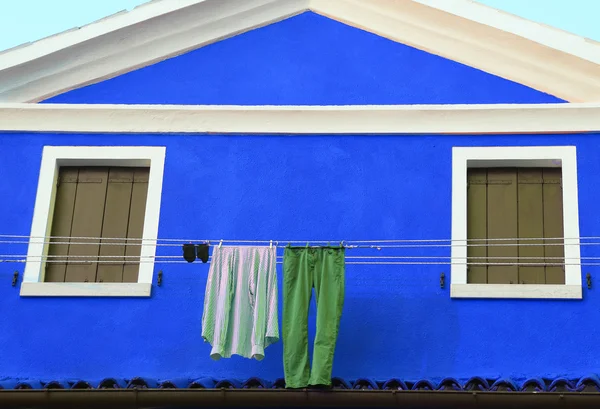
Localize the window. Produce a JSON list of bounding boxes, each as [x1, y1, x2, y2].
[[466, 167, 564, 285], [45, 166, 149, 284], [22, 146, 166, 297], [451, 146, 582, 299]]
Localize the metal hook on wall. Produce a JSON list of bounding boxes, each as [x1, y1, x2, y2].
[[587, 272, 592, 289]]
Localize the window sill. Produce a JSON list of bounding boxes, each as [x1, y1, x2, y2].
[[450, 284, 582, 299], [20, 282, 152, 297]]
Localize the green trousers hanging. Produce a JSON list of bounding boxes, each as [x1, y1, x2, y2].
[[282, 246, 345, 388]]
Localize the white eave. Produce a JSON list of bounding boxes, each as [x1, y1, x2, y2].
[[0, 0, 599, 103], [1, 102, 600, 134]]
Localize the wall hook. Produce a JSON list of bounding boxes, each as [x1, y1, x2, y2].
[[157, 270, 163, 287], [11, 271, 18, 287], [440, 272, 445, 289], [586, 273, 592, 289]]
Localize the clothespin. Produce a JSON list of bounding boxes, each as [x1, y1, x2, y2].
[[305, 242, 309, 248], [219, 240, 223, 249], [270, 240, 273, 249]]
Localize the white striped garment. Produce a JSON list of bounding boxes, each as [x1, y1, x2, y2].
[[201, 246, 279, 360]]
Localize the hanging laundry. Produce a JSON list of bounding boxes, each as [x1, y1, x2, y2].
[[201, 246, 279, 360], [196, 243, 209, 263], [183, 243, 196, 263], [282, 246, 345, 389], [182, 243, 210, 263]]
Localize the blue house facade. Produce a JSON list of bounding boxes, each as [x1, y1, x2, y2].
[[1, 1, 600, 406]]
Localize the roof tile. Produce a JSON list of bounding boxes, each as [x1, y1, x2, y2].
[[352, 378, 378, 390], [381, 378, 408, 390], [1, 376, 600, 392], [522, 377, 547, 392], [412, 379, 437, 390], [548, 378, 576, 392], [438, 377, 462, 391]]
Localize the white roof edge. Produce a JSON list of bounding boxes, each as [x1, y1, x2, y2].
[[412, 0, 600, 65], [0, 0, 599, 103], [3, 101, 599, 111], [2, 0, 594, 68], [1, 102, 599, 134], [0, 0, 206, 70]]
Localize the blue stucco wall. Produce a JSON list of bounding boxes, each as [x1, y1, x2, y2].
[[43, 12, 563, 105], [0, 132, 598, 384], [0, 7, 580, 387]]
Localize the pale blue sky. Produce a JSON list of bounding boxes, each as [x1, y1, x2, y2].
[[0, 0, 149, 51], [0, 0, 598, 52], [476, 0, 600, 41]]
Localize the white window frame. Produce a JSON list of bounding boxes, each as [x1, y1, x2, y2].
[[20, 146, 166, 297], [451, 146, 582, 299]]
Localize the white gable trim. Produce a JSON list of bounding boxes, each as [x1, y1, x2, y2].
[[1, 103, 600, 135], [411, 0, 600, 65], [0, 0, 599, 103], [0, 0, 309, 103], [311, 0, 600, 103], [450, 146, 582, 300]]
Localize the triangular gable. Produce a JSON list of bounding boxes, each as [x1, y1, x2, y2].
[[43, 12, 562, 105], [0, 0, 599, 103]]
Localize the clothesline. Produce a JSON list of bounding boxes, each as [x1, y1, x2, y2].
[[0, 233, 589, 243], [0, 240, 586, 248], [0, 252, 587, 266], [0, 255, 582, 260], [0, 259, 592, 266]]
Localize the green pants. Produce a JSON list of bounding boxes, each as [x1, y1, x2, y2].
[[282, 246, 345, 388]]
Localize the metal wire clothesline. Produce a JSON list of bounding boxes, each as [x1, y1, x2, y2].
[[0, 255, 586, 260], [0, 233, 591, 265], [0, 240, 586, 248], [0, 259, 596, 266], [0, 233, 591, 242], [0, 254, 600, 267]]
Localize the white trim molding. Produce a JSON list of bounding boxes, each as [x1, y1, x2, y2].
[[0, 0, 599, 103], [450, 146, 582, 299], [21, 146, 166, 297], [1, 103, 600, 135], [20, 282, 152, 297]]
